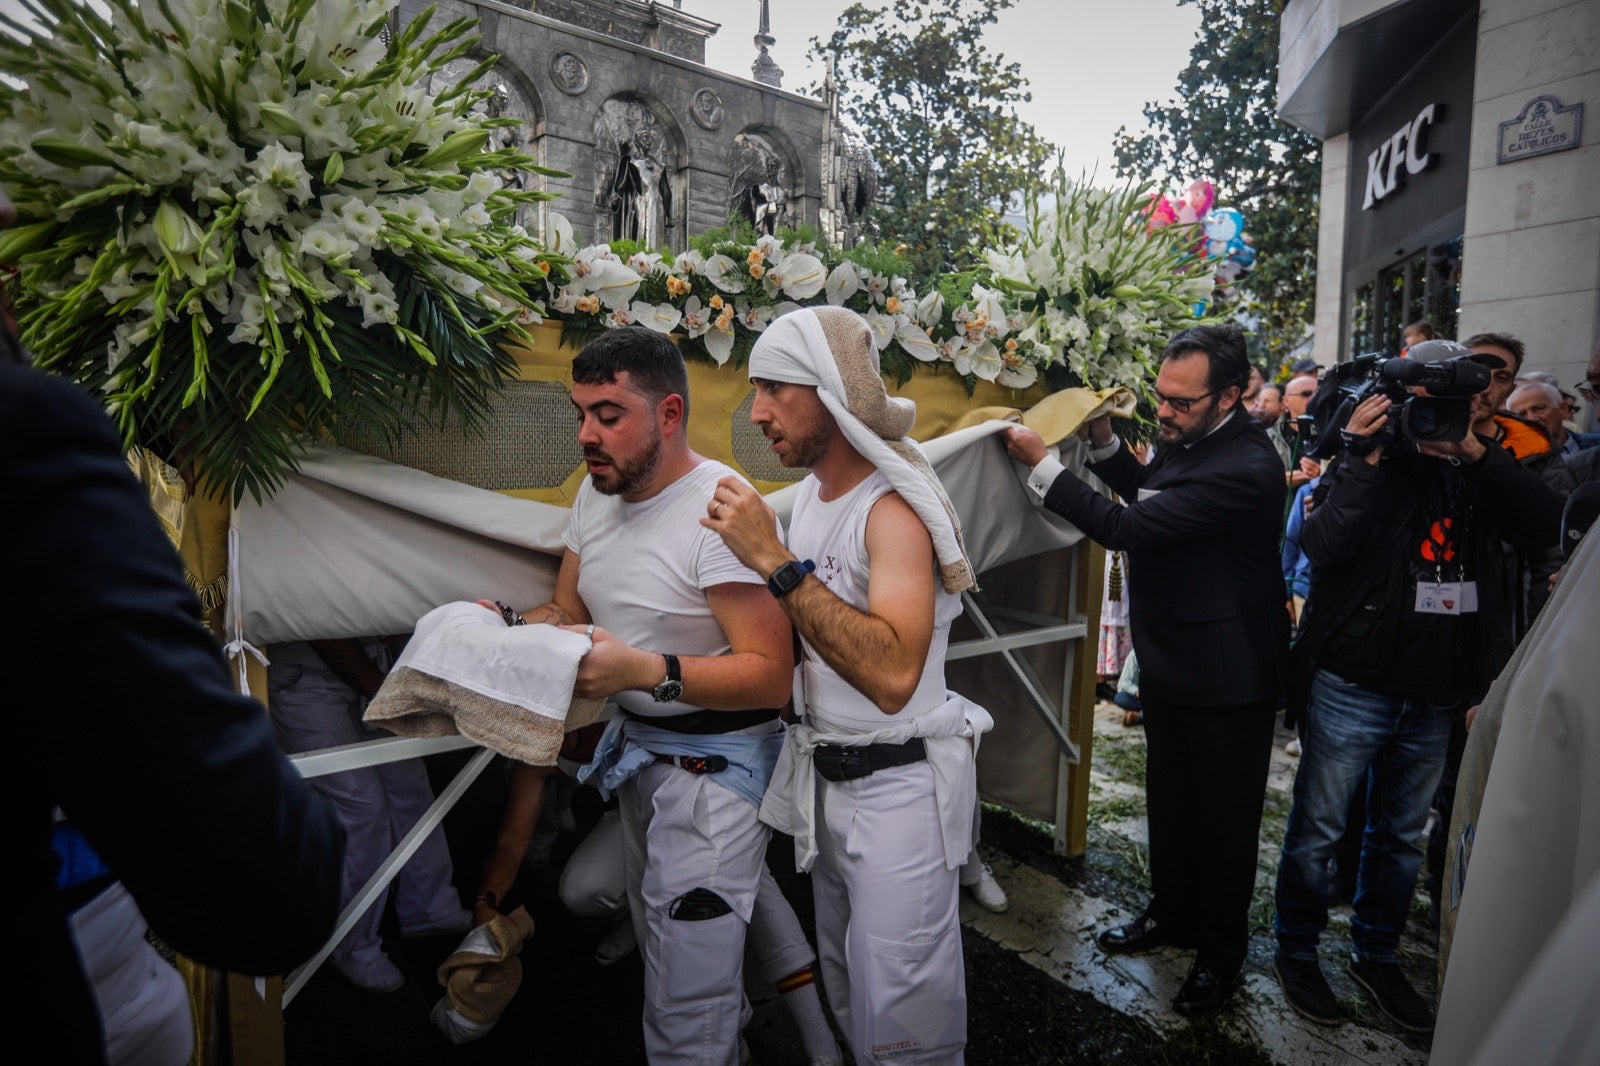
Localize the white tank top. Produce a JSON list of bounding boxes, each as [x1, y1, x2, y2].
[[787, 470, 962, 733]]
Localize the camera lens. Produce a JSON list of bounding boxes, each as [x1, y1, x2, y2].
[[1408, 400, 1446, 439]]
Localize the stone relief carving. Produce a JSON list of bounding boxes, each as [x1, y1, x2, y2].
[[550, 51, 590, 95], [728, 134, 789, 236], [690, 88, 725, 131], [594, 100, 676, 248]]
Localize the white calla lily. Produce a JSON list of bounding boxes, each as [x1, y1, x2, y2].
[[770, 253, 827, 300], [824, 261, 862, 305], [895, 320, 941, 362], [632, 301, 682, 334]]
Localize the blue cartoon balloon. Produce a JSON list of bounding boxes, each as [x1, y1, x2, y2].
[[1203, 207, 1255, 298]]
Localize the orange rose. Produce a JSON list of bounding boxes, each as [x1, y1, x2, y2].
[[575, 294, 600, 314], [749, 264, 765, 280]]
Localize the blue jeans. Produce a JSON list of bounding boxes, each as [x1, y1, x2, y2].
[[1274, 669, 1455, 963]]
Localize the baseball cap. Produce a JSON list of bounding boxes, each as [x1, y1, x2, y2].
[[1406, 338, 1506, 368], [1290, 357, 1321, 374]]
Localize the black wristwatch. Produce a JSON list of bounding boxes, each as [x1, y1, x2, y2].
[[651, 653, 683, 703], [767, 559, 816, 599]]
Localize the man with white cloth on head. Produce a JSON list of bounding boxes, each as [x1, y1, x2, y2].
[[706, 306, 991, 1066]]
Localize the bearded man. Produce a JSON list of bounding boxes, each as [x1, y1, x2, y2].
[[1004, 322, 1290, 1017]]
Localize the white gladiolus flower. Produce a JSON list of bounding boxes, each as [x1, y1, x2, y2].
[[338, 198, 384, 243], [298, 223, 359, 264], [250, 143, 314, 201]]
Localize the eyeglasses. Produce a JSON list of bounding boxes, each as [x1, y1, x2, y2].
[[1151, 386, 1219, 414], [1575, 378, 1600, 403]]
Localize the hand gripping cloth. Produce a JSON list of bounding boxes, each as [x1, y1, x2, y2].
[[430, 907, 537, 1044], [364, 602, 605, 766]]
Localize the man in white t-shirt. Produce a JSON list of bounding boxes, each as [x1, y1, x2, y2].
[[499, 326, 835, 1066], [706, 307, 989, 1066]]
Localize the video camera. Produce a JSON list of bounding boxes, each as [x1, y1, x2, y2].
[[1302, 350, 1490, 459]]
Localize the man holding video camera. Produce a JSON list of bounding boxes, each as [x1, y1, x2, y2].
[[1272, 340, 1562, 1033]]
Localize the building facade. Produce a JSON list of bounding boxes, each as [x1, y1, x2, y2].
[[396, 0, 876, 254], [1278, 0, 1599, 386]]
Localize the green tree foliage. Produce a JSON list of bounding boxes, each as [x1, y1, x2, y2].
[[810, 0, 1053, 286], [1114, 0, 1320, 368]]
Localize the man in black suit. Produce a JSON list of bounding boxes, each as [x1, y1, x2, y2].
[[1004, 323, 1289, 1016], [2, 189, 346, 1063]]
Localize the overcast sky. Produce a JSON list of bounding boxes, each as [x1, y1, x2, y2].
[[687, 0, 1203, 183]]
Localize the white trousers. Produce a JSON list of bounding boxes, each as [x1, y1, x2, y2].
[[267, 645, 461, 966], [70, 883, 193, 1066], [620, 761, 770, 1066], [814, 760, 966, 1065], [562, 806, 816, 988]]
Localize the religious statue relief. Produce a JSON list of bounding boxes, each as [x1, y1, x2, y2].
[[607, 127, 673, 248], [593, 100, 682, 249], [729, 134, 790, 237]]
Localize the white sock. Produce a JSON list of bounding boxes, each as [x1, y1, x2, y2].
[[777, 967, 840, 1063]]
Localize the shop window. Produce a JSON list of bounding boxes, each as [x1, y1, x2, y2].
[[1347, 235, 1463, 355]]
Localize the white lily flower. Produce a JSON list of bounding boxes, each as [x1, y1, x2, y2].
[[955, 341, 1002, 382], [735, 301, 773, 332], [680, 296, 711, 338]]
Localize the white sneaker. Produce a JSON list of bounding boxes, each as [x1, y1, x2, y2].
[[594, 914, 637, 966], [962, 864, 1010, 913], [332, 953, 405, 993], [1286, 738, 1303, 758]]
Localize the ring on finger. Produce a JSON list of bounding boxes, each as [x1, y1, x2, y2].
[[585, 623, 595, 638]]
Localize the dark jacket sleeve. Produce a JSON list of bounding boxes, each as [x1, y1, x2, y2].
[[1083, 442, 1148, 503], [6, 369, 345, 976], [1465, 442, 1564, 555], [1301, 452, 1405, 570], [1044, 443, 1280, 551]]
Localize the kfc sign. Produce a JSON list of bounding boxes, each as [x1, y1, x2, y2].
[[1362, 103, 1439, 211]]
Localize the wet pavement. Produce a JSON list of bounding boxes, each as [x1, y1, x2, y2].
[[283, 703, 1438, 1064]]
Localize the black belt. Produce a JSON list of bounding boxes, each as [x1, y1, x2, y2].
[[653, 752, 729, 775], [813, 737, 927, 782]]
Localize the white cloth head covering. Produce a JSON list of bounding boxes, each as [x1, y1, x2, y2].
[[749, 307, 976, 593]]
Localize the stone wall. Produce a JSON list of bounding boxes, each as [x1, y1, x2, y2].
[[1457, 0, 1600, 384], [396, 0, 830, 252]]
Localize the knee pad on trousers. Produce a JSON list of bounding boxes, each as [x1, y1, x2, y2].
[[668, 887, 734, 922]]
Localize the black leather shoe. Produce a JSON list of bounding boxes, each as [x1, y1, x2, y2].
[[1095, 909, 1188, 954], [1173, 961, 1242, 1017]]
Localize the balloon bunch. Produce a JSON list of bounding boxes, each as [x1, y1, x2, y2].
[[1141, 179, 1255, 303]]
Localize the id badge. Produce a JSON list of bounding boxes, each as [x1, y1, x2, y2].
[[1415, 581, 1476, 615]]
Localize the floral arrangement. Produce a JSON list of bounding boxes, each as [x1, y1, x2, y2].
[[0, 0, 563, 502], [540, 165, 1217, 401]]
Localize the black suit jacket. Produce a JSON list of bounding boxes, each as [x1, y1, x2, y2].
[[1042, 410, 1290, 708], [2, 364, 345, 1062]]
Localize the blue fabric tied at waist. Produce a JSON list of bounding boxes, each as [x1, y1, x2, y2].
[[577, 713, 785, 808]]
